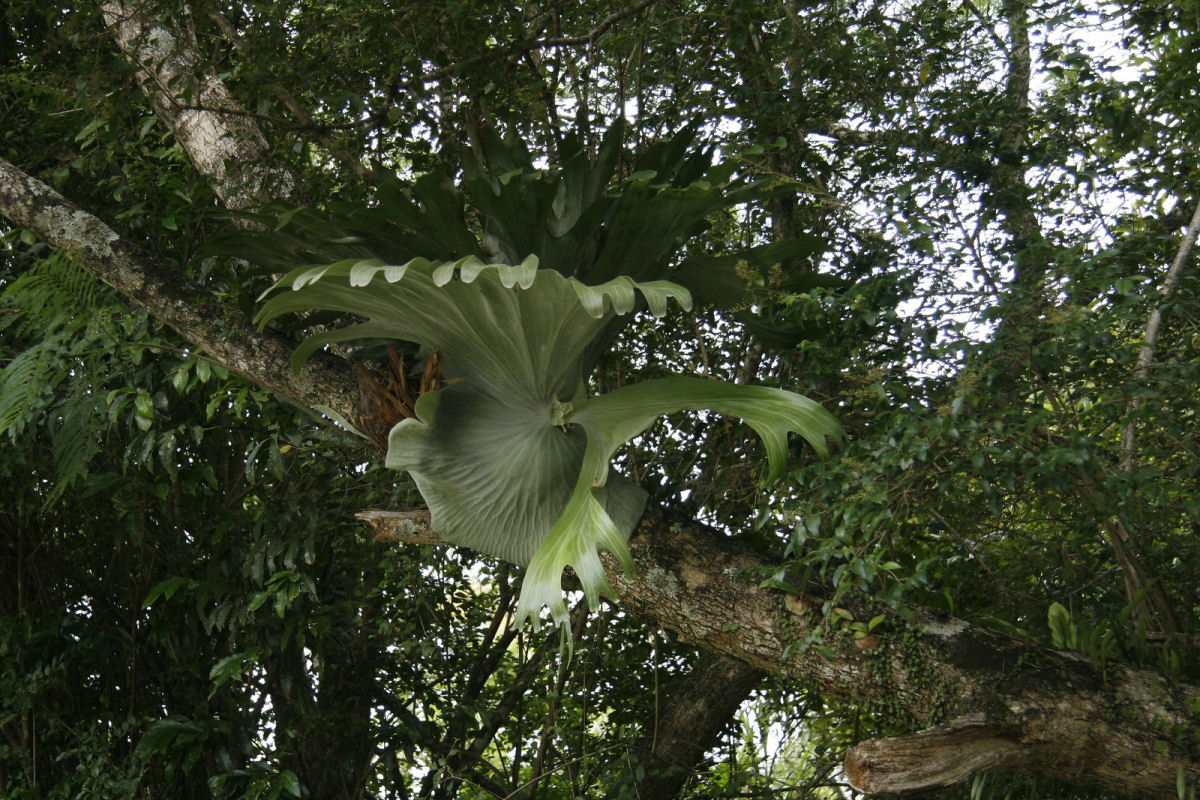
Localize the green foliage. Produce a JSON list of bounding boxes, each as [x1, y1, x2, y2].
[[4, 0, 1200, 798], [242, 123, 842, 638], [0, 249, 141, 504]]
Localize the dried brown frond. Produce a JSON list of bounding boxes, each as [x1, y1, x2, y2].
[[357, 346, 458, 450]]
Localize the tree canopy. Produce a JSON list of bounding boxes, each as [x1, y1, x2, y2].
[[1, 1, 1199, 799]]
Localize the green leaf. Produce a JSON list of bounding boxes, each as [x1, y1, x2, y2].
[[142, 576, 192, 608], [513, 376, 841, 628], [572, 376, 841, 482], [258, 255, 688, 398], [312, 404, 368, 439], [1048, 602, 1073, 649], [208, 648, 258, 696], [281, 770, 302, 799], [75, 116, 107, 143], [672, 238, 837, 306]]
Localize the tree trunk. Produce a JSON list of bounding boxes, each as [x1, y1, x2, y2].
[[982, 0, 1177, 637], [100, 0, 299, 209], [605, 652, 765, 800]]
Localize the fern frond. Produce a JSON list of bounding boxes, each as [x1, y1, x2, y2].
[[1, 252, 101, 334], [44, 389, 104, 507], [0, 330, 69, 440]]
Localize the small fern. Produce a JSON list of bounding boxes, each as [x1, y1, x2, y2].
[[1, 253, 106, 441], [45, 389, 105, 506], [1, 251, 129, 503], [2, 251, 100, 335], [0, 329, 70, 439]]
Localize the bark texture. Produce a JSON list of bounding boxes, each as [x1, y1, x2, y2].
[[360, 508, 1200, 799], [100, 0, 299, 209]]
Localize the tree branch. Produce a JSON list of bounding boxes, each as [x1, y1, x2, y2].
[[0, 157, 361, 425], [359, 508, 1200, 799], [1121, 194, 1200, 469], [1105, 196, 1200, 637], [204, 8, 375, 184], [100, 0, 299, 209], [844, 713, 1025, 794], [615, 514, 1198, 799]]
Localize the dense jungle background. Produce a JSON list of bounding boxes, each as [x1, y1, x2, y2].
[[2, 1, 1199, 798]]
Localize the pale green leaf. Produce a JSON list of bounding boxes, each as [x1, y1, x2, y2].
[[572, 376, 841, 484], [512, 376, 841, 629], [349, 258, 387, 286]]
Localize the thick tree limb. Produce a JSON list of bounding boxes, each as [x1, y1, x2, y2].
[[844, 714, 1025, 794], [0, 157, 360, 422], [617, 514, 1198, 799], [99, 0, 299, 209], [359, 508, 1200, 800], [357, 509, 442, 546]]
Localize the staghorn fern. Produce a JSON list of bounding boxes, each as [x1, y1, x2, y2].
[[247, 122, 843, 639], [256, 256, 841, 634]]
